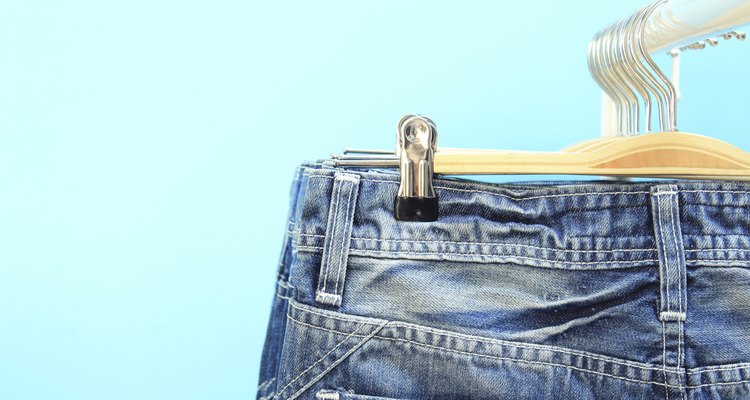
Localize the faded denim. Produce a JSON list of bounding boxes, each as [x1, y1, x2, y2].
[[257, 163, 750, 400]]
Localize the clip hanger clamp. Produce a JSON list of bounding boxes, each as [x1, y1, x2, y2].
[[394, 114, 438, 222]]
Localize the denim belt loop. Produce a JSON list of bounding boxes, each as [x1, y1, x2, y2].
[[651, 184, 688, 323], [315, 171, 361, 307]]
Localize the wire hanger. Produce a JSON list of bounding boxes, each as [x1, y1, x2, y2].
[[326, 0, 750, 221]]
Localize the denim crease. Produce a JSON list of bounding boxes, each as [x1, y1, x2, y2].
[[258, 163, 750, 400]]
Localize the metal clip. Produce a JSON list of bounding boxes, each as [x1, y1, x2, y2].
[[394, 114, 438, 222]]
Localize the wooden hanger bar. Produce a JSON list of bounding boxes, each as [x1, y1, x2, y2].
[[433, 132, 750, 180]]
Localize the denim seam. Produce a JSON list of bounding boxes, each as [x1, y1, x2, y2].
[[298, 245, 658, 268], [688, 363, 750, 374], [287, 313, 684, 389], [661, 320, 669, 400], [569, 235, 654, 239], [668, 198, 686, 375], [685, 249, 750, 252], [688, 380, 750, 389], [319, 178, 343, 295], [670, 190, 688, 395], [656, 196, 671, 316], [347, 236, 654, 254], [287, 301, 680, 374], [685, 234, 750, 238], [685, 260, 750, 267], [682, 203, 750, 208], [258, 377, 275, 392], [333, 181, 356, 299], [301, 233, 656, 254], [278, 280, 295, 290], [681, 190, 750, 195]]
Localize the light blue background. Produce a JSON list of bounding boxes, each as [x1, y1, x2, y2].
[[1, 1, 748, 399]]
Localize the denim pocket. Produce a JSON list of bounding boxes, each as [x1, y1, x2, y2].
[[272, 301, 388, 400], [275, 299, 672, 400]]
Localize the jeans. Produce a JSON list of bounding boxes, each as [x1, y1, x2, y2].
[[257, 163, 750, 400]]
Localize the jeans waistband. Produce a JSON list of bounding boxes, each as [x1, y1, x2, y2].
[[293, 164, 750, 270]]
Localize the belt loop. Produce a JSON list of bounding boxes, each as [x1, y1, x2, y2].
[[315, 172, 361, 307], [650, 184, 688, 323]]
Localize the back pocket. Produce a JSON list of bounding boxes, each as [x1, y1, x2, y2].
[[274, 303, 388, 400]]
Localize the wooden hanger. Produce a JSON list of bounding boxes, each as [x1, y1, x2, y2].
[[433, 132, 750, 180]]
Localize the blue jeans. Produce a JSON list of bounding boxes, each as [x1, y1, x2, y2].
[[257, 163, 750, 400]]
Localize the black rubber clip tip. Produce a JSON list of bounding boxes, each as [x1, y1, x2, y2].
[[394, 196, 439, 222]]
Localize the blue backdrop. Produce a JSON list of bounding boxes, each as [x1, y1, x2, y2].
[[1, 1, 748, 399]]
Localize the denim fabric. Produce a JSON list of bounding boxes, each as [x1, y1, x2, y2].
[[258, 163, 750, 400]]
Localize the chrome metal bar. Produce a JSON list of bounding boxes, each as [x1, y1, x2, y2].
[[645, 0, 750, 52], [330, 159, 399, 167], [342, 148, 395, 155], [331, 154, 398, 161]]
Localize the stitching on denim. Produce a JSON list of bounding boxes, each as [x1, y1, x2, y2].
[[433, 185, 651, 201], [337, 175, 360, 183], [683, 203, 750, 208], [685, 248, 750, 253], [287, 314, 681, 389], [315, 390, 340, 400], [278, 280, 294, 290], [688, 379, 750, 389], [333, 181, 355, 299], [681, 190, 750, 195], [685, 260, 750, 267], [287, 301, 681, 374], [661, 321, 669, 400], [569, 235, 653, 239], [299, 233, 326, 239], [297, 245, 659, 267], [301, 233, 656, 254], [680, 321, 686, 400], [347, 236, 655, 254], [275, 320, 374, 399], [277, 294, 293, 301], [685, 234, 750, 238], [667, 196, 683, 372], [319, 179, 343, 296], [315, 292, 341, 305], [258, 377, 276, 392], [689, 363, 750, 374], [656, 195, 671, 314], [288, 302, 386, 327], [350, 249, 658, 266], [276, 282, 291, 298], [285, 320, 387, 400], [659, 311, 686, 322]]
